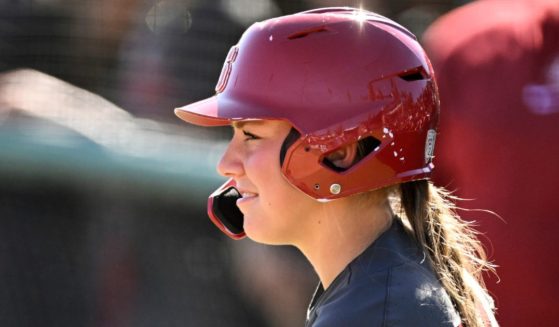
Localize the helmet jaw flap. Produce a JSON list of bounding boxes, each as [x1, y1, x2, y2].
[[281, 77, 438, 200]]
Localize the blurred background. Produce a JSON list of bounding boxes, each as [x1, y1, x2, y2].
[[1, 0, 558, 326]]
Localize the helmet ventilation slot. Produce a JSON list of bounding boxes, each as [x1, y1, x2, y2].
[[288, 27, 328, 40], [398, 67, 429, 81]]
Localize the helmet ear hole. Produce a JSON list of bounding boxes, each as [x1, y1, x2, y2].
[[356, 136, 382, 160], [322, 136, 381, 172]]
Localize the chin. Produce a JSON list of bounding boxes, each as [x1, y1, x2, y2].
[[244, 220, 288, 246]]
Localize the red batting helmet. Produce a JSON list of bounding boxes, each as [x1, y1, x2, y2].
[[175, 7, 439, 238]]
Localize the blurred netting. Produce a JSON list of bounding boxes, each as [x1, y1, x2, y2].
[[0, 1, 465, 326], [0, 0, 464, 122]]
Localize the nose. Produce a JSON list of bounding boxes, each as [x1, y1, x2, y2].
[[216, 141, 244, 178]]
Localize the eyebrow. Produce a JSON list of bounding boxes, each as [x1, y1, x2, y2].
[[231, 120, 266, 129]]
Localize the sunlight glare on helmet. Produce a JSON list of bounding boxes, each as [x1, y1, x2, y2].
[[351, 6, 368, 28]]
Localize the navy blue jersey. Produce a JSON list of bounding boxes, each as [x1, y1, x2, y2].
[[305, 218, 461, 327]]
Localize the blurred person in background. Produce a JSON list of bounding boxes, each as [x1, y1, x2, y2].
[[175, 7, 498, 327], [423, 0, 559, 326]]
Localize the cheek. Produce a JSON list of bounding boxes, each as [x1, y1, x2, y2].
[[251, 145, 307, 201], [244, 144, 284, 187], [253, 149, 292, 196], [245, 181, 311, 244], [259, 169, 313, 221], [242, 150, 318, 244], [244, 148, 298, 211]]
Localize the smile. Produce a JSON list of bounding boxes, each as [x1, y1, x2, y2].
[[241, 192, 258, 198], [237, 192, 258, 206]]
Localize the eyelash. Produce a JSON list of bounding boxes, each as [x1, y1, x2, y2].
[[242, 130, 260, 141]]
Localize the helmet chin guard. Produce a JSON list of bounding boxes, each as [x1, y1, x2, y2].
[[208, 179, 246, 239], [175, 7, 440, 238]]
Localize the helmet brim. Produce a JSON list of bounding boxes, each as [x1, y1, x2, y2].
[[174, 96, 230, 127]]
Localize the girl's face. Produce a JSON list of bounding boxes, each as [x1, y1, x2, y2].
[[217, 120, 319, 245]]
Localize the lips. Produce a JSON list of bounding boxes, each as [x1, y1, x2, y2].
[[236, 185, 258, 198], [236, 188, 259, 206], [241, 191, 258, 198]]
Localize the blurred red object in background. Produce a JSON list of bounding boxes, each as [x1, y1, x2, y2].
[[424, 1, 559, 326]]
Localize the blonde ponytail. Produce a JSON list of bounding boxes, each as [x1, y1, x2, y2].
[[395, 180, 497, 327]]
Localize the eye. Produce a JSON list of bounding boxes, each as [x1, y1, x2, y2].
[[242, 130, 260, 141]]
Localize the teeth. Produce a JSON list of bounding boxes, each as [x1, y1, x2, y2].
[[242, 192, 257, 198]]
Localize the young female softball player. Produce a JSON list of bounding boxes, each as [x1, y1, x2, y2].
[[174, 7, 497, 327]]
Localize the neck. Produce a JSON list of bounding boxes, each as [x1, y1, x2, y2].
[[295, 196, 393, 289]]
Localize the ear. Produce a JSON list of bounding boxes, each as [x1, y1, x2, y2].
[[325, 143, 358, 170]]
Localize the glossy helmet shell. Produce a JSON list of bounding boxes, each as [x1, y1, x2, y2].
[[175, 7, 439, 200]]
